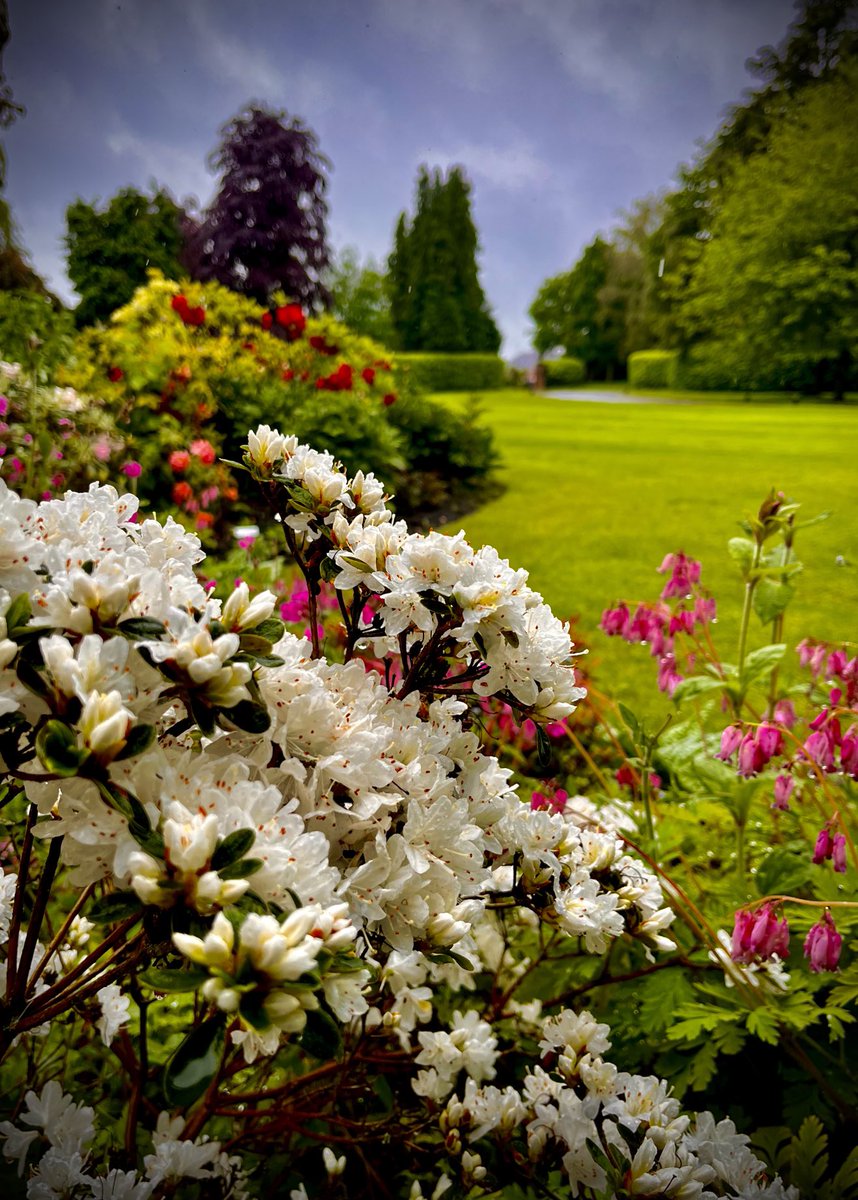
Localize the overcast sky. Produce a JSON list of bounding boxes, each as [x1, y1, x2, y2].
[[5, 0, 796, 356]]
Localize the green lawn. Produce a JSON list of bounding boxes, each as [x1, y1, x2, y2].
[[439, 389, 858, 715]]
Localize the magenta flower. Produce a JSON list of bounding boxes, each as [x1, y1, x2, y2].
[[841, 727, 858, 777], [773, 699, 796, 728], [717, 725, 744, 761], [669, 610, 695, 636], [772, 775, 794, 810], [828, 650, 848, 677], [600, 603, 630, 637], [812, 826, 833, 865], [657, 551, 702, 599], [803, 911, 841, 973], [693, 596, 717, 625], [121, 461, 142, 478], [657, 653, 683, 696], [832, 834, 848, 874], [0, 396, 7, 416], [731, 903, 789, 964]]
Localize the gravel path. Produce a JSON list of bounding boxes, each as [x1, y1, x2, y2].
[[540, 388, 694, 405]]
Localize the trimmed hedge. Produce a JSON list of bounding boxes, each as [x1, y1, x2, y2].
[[628, 349, 679, 389], [542, 357, 586, 387], [398, 353, 504, 392]]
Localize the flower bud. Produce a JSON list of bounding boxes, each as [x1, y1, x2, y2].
[[804, 910, 841, 973]]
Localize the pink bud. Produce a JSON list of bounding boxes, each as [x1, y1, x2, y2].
[[812, 827, 833, 865], [755, 724, 783, 764], [803, 911, 841, 973], [772, 775, 794, 810], [832, 834, 848, 874], [121, 461, 142, 478], [717, 725, 744, 761]]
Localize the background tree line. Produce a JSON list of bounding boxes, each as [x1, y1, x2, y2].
[[530, 0, 858, 394]]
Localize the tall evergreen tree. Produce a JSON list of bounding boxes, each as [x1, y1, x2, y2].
[[387, 166, 500, 352]]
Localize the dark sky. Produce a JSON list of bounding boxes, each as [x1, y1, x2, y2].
[[4, 0, 796, 354]]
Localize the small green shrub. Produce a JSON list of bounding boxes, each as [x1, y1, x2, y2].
[[542, 356, 586, 387], [627, 349, 679, 389], [0, 292, 74, 380], [398, 353, 504, 392]]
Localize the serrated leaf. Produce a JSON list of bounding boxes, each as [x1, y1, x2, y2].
[[746, 1006, 781, 1045], [211, 828, 256, 871], [639, 969, 696, 1034], [299, 1007, 343, 1060], [829, 1146, 858, 1199], [753, 578, 795, 625], [163, 1015, 224, 1107], [755, 848, 813, 898], [89, 890, 143, 924], [35, 720, 90, 777], [789, 1115, 828, 1195], [139, 966, 209, 993]]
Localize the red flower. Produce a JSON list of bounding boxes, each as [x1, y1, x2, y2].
[[361, 367, 376, 385], [275, 305, 306, 340], [196, 512, 215, 530], [382, 392, 396, 407], [374, 359, 392, 371], [172, 481, 193, 505], [282, 368, 294, 381], [189, 438, 216, 465], [242, 341, 256, 351], [169, 450, 191, 473], [185, 305, 205, 327], [107, 366, 124, 382], [171, 294, 188, 314], [261, 312, 274, 330]]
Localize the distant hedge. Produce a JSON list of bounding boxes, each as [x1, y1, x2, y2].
[[398, 353, 505, 392], [628, 350, 679, 389], [542, 357, 586, 387]]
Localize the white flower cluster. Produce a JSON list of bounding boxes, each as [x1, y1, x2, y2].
[[245, 425, 585, 719], [429, 1008, 798, 1199], [0, 1084, 248, 1198]]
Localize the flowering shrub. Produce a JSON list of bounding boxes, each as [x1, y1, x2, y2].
[[64, 273, 496, 531], [0, 361, 130, 501], [0, 431, 804, 1197]]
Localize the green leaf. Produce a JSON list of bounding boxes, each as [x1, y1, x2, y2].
[[299, 1007, 343, 1060], [671, 676, 726, 704], [788, 1116, 828, 1196], [755, 847, 813, 898], [617, 702, 642, 743], [741, 643, 786, 684], [746, 1006, 781, 1045], [338, 554, 373, 574], [237, 634, 275, 655], [753, 578, 795, 625], [114, 723, 156, 761], [163, 1015, 225, 1107], [535, 723, 551, 769], [89, 890, 143, 924], [238, 991, 272, 1031], [211, 828, 256, 871], [253, 618, 286, 641], [219, 700, 270, 733], [5, 594, 32, 635], [829, 1146, 858, 1199], [189, 695, 216, 736], [428, 949, 474, 971], [35, 720, 90, 777], [218, 857, 263, 880], [727, 537, 755, 575], [16, 658, 49, 699], [117, 617, 167, 639], [139, 966, 209, 993]]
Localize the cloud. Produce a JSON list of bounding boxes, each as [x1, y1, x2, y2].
[[415, 139, 552, 192], [104, 127, 213, 207]]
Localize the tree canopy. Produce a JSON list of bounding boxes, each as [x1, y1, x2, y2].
[[186, 105, 331, 310], [65, 186, 186, 326], [388, 166, 500, 353], [327, 247, 393, 347]]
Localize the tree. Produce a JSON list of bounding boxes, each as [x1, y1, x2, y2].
[[387, 166, 500, 352], [530, 237, 623, 378], [187, 105, 331, 309], [64, 186, 186, 326], [328, 246, 394, 346], [679, 61, 858, 396]]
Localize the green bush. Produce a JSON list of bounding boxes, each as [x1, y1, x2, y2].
[[627, 349, 679, 389], [676, 344, 858, 393], [542, 356, 586, 387], [0, 292, 74, 380], [398, 353, 504, 392]]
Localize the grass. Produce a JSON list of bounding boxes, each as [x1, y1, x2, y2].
[[438, 388, 858, 716], [547, 380, 858, 406]]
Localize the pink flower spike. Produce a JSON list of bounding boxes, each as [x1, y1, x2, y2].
[[803, 911, 841, 972], [812, 826, 833, 865], [832, 834, 848, 874], [121, 461, 142, 478], [772, 775, 794, 810]]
